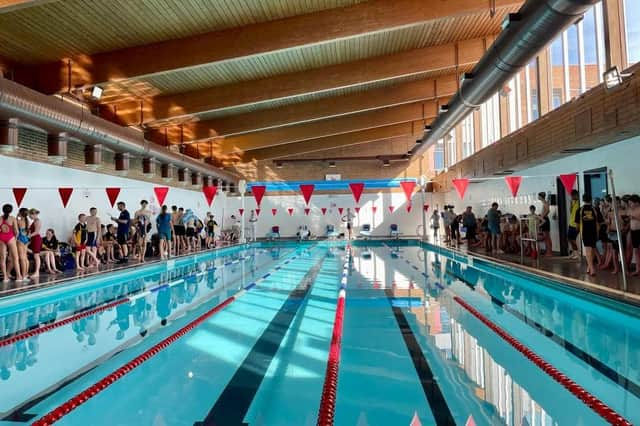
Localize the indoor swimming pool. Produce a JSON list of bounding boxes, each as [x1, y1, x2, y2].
[[0, 241, 638, 425]]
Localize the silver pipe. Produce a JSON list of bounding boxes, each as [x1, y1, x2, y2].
[[412, 0, 599, 155], [608, 169, 628, 292], [0, 77, 238, 183]]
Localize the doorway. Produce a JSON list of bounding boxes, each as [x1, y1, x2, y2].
[[583, 167, 608, 201], [556, 177, 569, 256]]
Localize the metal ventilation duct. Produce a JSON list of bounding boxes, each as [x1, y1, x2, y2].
[[413, 0, 599, 155], [0, 77, 238, 183]]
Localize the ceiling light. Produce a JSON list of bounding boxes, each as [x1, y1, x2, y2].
[[460, 73, 474, 84], [275, 161, 283, 169], [415, 139, 422, 144], [439, 105, 449, 113], [91, 86, 103, 100], [382, 159, 390, 167], [328, 161, 336, 168], [424, 125, 432, 132]]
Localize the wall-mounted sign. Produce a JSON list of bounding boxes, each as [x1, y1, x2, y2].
[[325, 174, 341, 181]]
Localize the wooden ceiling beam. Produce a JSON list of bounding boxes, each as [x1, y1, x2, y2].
[[238, 121, 423, 162], [31, 0, 519, 93], [189, 76, 457, 137], [115, 37, 490, 126], [214, 101, 439, 154]]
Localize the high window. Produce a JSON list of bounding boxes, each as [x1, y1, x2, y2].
[[461, 114, 475, 159], [481, 93, 501, 147], [434, 140, 444, 171], [624, 0, 640, 65]]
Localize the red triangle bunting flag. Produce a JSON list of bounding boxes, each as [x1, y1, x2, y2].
[[354, 207, 360, 214], [238, 208, 244, 216], [272, 208, 277, 216], [255, 208, 261, 216], [406, 203, 412, 213], [338, 207, 344, 215], [288, 208, 294, 216], [202, 185, 217, 207], [304, 208, 310, 215], [299, 184, 315, 206], [559, 173, 577, 195], [389, 205, 395, 213], [321, 207, 327, 215], [251, 185, 266, 207], [58, 188, 73, 208], [504, 176, 522, 197], [423, 204, 430, 212], [400, 180, 416, 202], [105, 187, 120, 207], [372, 205, 377, 214], [154, 186, 169, 206], [348, 182, 365, 204], [452, 178, 469, 200], [12, 188, 27, 207]]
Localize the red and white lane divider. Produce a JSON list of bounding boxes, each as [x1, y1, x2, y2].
[[30, 250, 303, 426], [317, 245, 351, 426], [454, 296, 632, 426]]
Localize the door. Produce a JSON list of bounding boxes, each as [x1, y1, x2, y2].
[[556, 177, 569, 256], [583, 167, 608, 201]]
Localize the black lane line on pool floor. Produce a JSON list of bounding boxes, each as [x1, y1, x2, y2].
[[384, 289, 455, 426], [445, 269, 640, 401], [194, 256, 325, 426]]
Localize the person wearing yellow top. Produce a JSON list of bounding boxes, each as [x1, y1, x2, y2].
[[567, 190, 580, 259]]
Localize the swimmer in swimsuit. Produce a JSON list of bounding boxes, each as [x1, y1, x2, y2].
[[85, 207, 102, 267], [16, 208, 30, 279], [28, 208, 43, 278], [74, 214, 88, 270], [0, 204, 24, 282]]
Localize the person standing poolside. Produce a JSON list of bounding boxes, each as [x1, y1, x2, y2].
[[111, 202, 131, 264], [27, 209, 43, 278], [205, 213, 217, 248], [73, 214, 88, 270], [0, 204, 23, 282], [629, 195, 640, 276], [156, 205, 173, 260], [487, 202, 502, 254], [85, 207, 102, 267], [134, 200, 151, 263], [430, 209, 440, 241], [538, 192, 553, 256], [248, 210, 258, 242], [341, 208, 355, 240], [16, 208, 30, 279], [171, 206, 184, 255], [567, 190, 581, 259], [462, 206, 477, 245], [578, 194, 599, 276]]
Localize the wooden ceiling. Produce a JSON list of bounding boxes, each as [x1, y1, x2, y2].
[[0, 0, 523, 171]]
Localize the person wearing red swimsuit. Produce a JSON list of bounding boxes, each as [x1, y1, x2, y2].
[[28, 208, 43, 278], [0, 204, 24, 282]]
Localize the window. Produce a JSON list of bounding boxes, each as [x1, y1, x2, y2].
[[550, 37, 565, 110], [624, 0, 640, 65], [566, 25, 581, 99], [461, 114, 474, 159], [527, 59, 540, 121], [552, 88, 563, 109], [434, 140, 444, 170], [481, 93, 500, 147], [446, 130, 456, 166], [507, 78, 518, 133], [582, 7, 601, 88]]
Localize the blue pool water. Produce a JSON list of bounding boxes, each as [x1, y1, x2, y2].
[[0, 241, 638, 425]]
